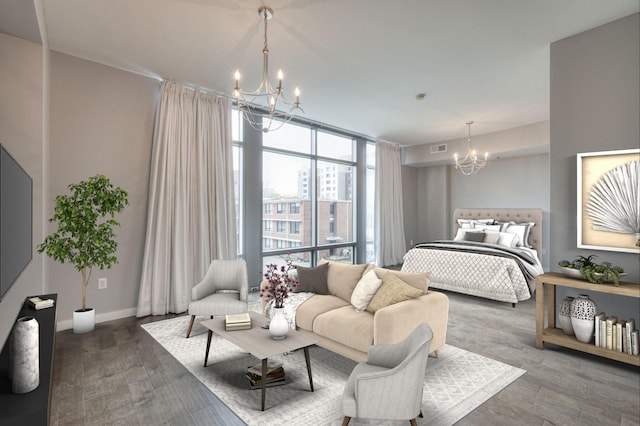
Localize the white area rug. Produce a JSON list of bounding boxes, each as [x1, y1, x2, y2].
[[142, 316, 525, 426]]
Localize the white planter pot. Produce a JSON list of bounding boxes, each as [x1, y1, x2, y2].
[[558, 296, 575, 336], [269, 307, 289, 340], [73, 308, 95, 334]]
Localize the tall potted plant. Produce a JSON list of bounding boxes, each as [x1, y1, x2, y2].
[[37, 175, 128, 333]]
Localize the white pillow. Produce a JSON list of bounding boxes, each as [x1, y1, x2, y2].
[[484, 231, 501, 244], [497, 232, 518, 248], [457, 218, 494, 229], [351, 269, 383, 312], [503, 222, 535, 247], [474, 224, 501, 232]]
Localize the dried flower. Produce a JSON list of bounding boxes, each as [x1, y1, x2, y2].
[[260, 259, 298, 308]]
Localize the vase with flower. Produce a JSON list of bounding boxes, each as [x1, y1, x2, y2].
[[261, 259, 298, 339]]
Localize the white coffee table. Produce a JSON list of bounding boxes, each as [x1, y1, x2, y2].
[[201, 311, 317, 411]]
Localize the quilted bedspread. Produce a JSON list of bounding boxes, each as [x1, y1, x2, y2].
[[401, 242, 542, 304]]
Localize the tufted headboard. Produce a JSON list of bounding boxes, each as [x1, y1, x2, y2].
[[453, 208, 544, 261]]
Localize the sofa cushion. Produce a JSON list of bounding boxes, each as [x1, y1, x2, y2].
[[366, 273, 423, 314], [374, 268, 431, 293], [312, 305, 374, 353], [320, 260, 371, 302], [350, 269, 383, 312], [294, 262, 329, 294], [295, 294, 349, 331]]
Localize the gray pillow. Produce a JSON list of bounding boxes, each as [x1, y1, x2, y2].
[[463, 231, 485, 242], [294, 262, 329, 294]]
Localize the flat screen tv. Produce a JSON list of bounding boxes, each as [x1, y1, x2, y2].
[[0, 144, 33, 301]]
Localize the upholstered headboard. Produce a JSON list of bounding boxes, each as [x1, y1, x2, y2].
[[453, 208, 544, 261]]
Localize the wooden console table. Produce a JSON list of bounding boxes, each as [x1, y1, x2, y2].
[[536, 273, 640, 366]]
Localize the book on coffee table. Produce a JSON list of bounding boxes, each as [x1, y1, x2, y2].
[[225, 312, 251, 331]]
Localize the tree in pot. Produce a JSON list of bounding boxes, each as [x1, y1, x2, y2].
[[37, 175, 128, 333]]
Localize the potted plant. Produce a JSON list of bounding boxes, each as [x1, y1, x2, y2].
[[37, 175, 128, 333], [558, 255, 625, 286]]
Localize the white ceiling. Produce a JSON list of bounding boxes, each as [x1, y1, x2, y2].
[[2, 0, 639, 146]]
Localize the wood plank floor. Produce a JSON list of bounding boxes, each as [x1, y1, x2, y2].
[[50, 291, 640, 425]]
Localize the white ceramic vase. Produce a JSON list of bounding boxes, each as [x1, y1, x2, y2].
[[570, 294, 597, 343], [269, 307, 289, 340], [558, 296, 575, 336], [10, 316, 40, 394], [73, 308, 95, 334]]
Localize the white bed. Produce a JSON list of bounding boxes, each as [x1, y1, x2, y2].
[[401, 208, 545, 305]]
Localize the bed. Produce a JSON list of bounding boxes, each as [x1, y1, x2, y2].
[[401, 208, 545, 305]]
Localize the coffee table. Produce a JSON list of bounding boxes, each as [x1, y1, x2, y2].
[[201, 311, 317, 411]]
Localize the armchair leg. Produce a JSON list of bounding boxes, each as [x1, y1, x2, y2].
[[434, 349, 440, 358], [186, 315, 196, 338], [341, 416, 351, 426], [410, 419, 418, 426]]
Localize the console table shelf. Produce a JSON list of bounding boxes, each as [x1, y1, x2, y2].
[[535, 272, 640, 366]]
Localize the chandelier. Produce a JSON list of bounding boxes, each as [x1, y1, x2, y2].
[[453, 121, 488, 175], [233, 6, 303, 133]]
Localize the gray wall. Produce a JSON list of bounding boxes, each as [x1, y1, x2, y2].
[[405, 152, 551, 269], [550, 13, 639, 318], [0, 33, 45, 348], [48, 52, 159, 327]]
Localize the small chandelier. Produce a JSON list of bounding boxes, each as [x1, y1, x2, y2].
[[453, 121, 488, 175], [233, 6, 303, 133]]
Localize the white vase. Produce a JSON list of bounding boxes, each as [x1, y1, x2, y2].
[[269, 307, 289, 340], [558, 296, 575, 336], [10, 316, 40, 394], [570, 294, 597, 343], [73, 308, 95, 334]]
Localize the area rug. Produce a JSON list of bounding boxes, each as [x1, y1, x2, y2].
[[142, 316, 525, 426]]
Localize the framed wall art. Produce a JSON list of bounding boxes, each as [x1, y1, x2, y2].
[[577, 148, 640, 253]]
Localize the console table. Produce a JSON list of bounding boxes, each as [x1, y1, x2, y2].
[[535, 273, 639, 366], [0, 294, 58, 425]]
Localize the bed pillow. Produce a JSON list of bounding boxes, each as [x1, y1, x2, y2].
[[484, 231, 501, 244], [474, 224, 502, 232], [503, 222, 535, 247], [350, 269, 383, 312], [457, 218, 494, 229], [294, 262, 329, 294], [366, 272, 423, 314], [463, 231, 486, 242], [497, 232, 518, 248]]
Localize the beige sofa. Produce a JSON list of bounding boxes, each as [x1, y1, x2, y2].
[[261, 261, 449, 363]]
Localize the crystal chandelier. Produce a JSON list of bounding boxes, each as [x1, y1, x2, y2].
[[233, 6, 303, 133], [453, 121, 488, 175]]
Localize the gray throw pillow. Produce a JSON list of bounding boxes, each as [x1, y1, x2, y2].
[[294, 262, 329, 294], [463, 231, 485, 242]]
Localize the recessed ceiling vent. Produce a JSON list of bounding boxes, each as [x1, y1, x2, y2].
[[430, 144, 447, 154]]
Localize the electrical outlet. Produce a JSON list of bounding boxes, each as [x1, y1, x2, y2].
[[250, 286, 259, 293], [98, 277, 108, 290]]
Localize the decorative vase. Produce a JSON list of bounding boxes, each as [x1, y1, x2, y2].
[[73, 308, 95, 334], [269, 307, 288, 340], [558, 296, 575, 336], [570, 294, 597, 343], [10, 316, 40, 394]]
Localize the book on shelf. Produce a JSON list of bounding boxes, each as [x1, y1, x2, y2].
[[246, 361, 285, 388], [225, 312, 251, 331], [247, 360, 283, 376], [594, 312, 606, 347], [632, 331, 639, 356], [28, 296, 55, 310], [246, 367, 285, 382], [615, 321, 624, 353], [605, 316, 617, 350], [246, 374, 285, 389], [625, 319, 635, 355]]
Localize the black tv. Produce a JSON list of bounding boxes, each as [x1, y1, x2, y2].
[[0, 144, 33, 301]]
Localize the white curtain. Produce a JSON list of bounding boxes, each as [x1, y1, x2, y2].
[[136, 81, 237, 316], [375, 140, 407, 266]]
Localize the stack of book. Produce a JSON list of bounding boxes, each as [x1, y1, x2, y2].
[[28, 296, 55, 310], [594, 313, 639, 355], [225, 312, 251, 331], [246, 361, 285, 388]]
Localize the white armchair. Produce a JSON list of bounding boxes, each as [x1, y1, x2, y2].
[[185, 259, 249, 338], [341, 323, 433, 425]]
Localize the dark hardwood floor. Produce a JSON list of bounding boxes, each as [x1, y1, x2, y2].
[[50, 291, 640, 425]]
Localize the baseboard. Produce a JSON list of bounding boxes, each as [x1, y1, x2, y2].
[[56, 307, 138, 331]]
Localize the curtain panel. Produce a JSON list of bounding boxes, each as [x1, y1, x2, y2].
[[137, 81, 236, 317], [375, 140, 407, 266]]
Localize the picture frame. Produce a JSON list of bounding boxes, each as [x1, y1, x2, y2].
[[577, 148, 640, 253]]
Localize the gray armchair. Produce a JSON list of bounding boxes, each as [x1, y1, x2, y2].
[[342, 323, 433, 425], [185, 259, 249, 338]]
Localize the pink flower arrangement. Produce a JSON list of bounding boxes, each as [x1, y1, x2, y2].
[[261, 259, 298, 308]]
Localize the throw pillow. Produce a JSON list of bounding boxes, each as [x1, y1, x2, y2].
[[463, 231, 485, 242], [350, 269, 383, 311], [294, 262, 329, 294], [366, 272, 423, 314], [374, 268, 431, 293], [497, 231, 517, 248], [483, 231, 501, 245]]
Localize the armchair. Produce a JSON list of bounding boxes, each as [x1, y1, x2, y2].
[[185, 259, 249, 338], [341, 323, 433, 425]]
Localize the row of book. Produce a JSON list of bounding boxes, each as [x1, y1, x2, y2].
[[246, 360, 285, 389], [594, 314, 639, 355], [225, 312, 251, 331]]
